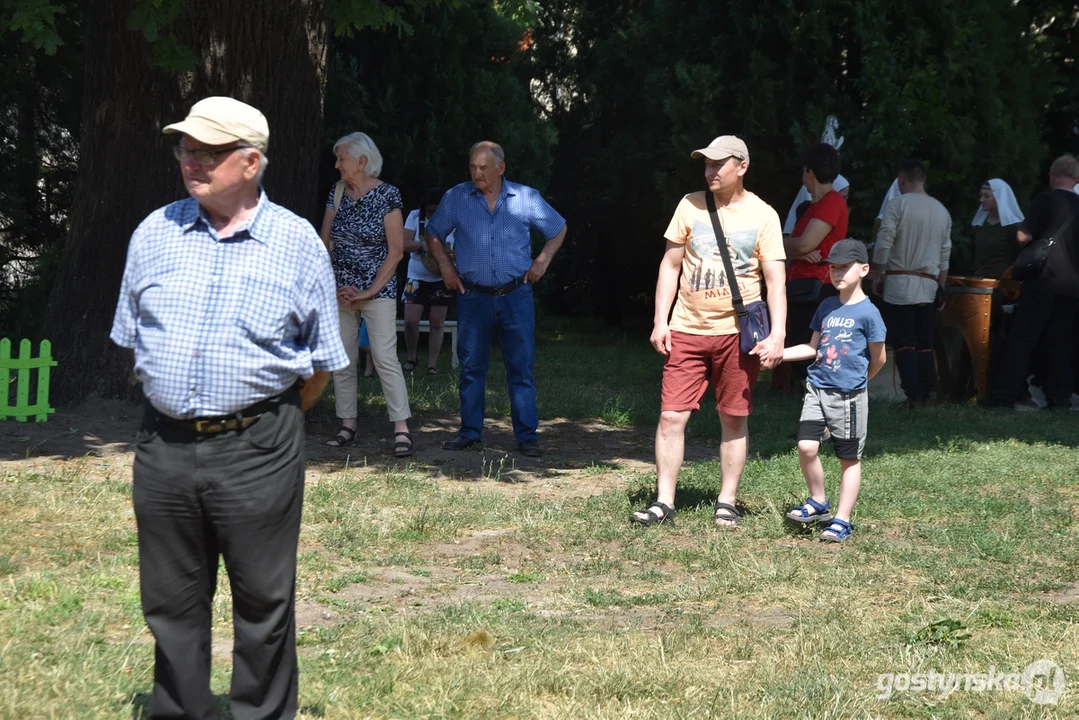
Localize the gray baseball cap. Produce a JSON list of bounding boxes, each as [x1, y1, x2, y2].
[[826, 239, 870, 265]]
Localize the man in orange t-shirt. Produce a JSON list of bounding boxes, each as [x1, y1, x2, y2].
[[630, 136, 787, 528], [780, 143, 850, 388]]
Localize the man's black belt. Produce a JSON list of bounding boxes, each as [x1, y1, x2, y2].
[[156, 391, 289, 434], [461, 276, 527, 296]]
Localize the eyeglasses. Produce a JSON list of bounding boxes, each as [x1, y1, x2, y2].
[[173, 144, 249, 166]]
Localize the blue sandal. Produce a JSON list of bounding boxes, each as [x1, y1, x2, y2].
[[785, 497, 833, 525], [819, 518, 853, 543]]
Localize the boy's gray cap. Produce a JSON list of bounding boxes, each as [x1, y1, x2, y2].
[[826, 239, 870, 265]]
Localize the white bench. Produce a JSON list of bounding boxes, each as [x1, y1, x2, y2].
[[395, 319, 459, 368]]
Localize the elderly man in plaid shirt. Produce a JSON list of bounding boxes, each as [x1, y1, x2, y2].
[[110, 97, 348, 719], [425, 141, 568, 458]]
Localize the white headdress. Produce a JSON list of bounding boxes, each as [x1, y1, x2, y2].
[[876, 179, 901, 220], [971, 178, 1024, 226]]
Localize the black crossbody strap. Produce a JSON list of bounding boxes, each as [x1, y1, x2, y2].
[[705, 191, 747, 317], [1049, 211, 1075, 246]]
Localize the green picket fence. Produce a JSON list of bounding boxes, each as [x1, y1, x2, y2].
[[0, 338, 58, 422]]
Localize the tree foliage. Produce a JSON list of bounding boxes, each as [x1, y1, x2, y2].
[[0, 0, 1075, 403], [0, 0, 82, 337], [530, 0, 1050, 321], [1020, 0, 1079, 160], [321, 0, 553, 209]]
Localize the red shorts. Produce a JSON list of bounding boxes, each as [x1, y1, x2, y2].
[[661, 331, 760, 416]]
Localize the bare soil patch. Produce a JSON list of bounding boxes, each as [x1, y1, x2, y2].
[[1, 399, 677, 500]]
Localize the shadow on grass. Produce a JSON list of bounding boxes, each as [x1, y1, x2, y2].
[[3, 313, 1075, 469], [625, 483, 758, 517], [5, 389, 1075, 481], [304, 413, 666, 484], [127, 692, 325, 719]]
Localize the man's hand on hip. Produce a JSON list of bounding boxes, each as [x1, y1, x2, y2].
[[441, 266, 462, 292], [524, 256, 551, 284]]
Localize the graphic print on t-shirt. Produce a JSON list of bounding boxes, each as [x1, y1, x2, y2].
[[817, 314, 858, 374], [686, 221, 757, 295], [807, 297, 887, 392], [664, 190, 785, 336]]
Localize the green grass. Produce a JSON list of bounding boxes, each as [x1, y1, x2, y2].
[[2, 317, 1078, 717]]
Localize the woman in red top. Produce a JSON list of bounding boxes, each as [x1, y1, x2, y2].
[[776, 143, 850, 390]]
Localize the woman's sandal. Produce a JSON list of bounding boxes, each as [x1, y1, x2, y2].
[[785, 497, 833, 525], [427, 366, 438, 376], [403, 359, 418, 372], [714, 500, 741, 527], [819, 517, 853, 543], [393, 431, 414, 458], [630, 501, 675, 526], [326, 426, 356, 447]]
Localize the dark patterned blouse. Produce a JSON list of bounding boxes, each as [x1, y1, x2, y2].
[[326, 183, 403, 301]]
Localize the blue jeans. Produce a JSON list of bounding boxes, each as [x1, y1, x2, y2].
[[455, 284, 538, 443]]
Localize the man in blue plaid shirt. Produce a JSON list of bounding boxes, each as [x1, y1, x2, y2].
[[110, 96, 348, 719], [426, 141, 568, 457]]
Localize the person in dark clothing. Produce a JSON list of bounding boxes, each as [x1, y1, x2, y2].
[[991, 154, 1079, 410]]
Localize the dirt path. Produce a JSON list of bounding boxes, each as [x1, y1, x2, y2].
[[1, 397, 733, 498]]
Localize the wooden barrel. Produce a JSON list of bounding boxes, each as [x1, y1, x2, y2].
[[940, 276, 998, 400]]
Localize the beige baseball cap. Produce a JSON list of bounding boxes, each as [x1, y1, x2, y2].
[[691, 135, 749, 163], [163, 96, 269, 153]]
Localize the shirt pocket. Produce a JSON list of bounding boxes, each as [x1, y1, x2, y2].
[[236, 277, 295, 344]]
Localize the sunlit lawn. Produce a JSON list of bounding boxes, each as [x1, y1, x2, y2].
[[2, 318, 1077, 718]]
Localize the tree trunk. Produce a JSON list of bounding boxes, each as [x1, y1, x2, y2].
[[180, 0, 330, 222], [43, 0, 329, 405]]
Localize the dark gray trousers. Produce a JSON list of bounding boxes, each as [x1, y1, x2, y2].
[[133, 388, 304, 720]]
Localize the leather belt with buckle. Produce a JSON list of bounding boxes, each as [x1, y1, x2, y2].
[[887, 270, 938, 281], [184, 415, 262, 434], [462, 276, 526, 296], [158, 393, 287, 434]]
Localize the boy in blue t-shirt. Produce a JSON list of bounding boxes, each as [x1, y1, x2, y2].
[[780, 239, 887, 542]]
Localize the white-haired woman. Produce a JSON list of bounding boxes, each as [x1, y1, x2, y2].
[[971, 178, 1024, 279], [319, 132, 413, 456]]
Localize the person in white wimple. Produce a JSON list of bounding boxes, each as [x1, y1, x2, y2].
[[970, 178, 1025, 280]]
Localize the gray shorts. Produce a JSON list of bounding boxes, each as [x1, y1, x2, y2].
[[797, 383, 868, 460]]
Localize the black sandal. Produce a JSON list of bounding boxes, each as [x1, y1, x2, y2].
[[403, 359, 418, 372], [713, 500, 741, 527], [326, 426, 356, 447], [630, 501, 675, 526], [393, 431, 414, 458], [427, 366, 438, 376]]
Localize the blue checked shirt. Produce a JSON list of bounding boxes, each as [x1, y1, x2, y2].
[[110, 191, 350, 419], [426, 179, 566, 286]]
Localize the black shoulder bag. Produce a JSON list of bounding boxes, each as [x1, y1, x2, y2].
[[705, 192, 772, 353], [1012, 212, 1074, 282]]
